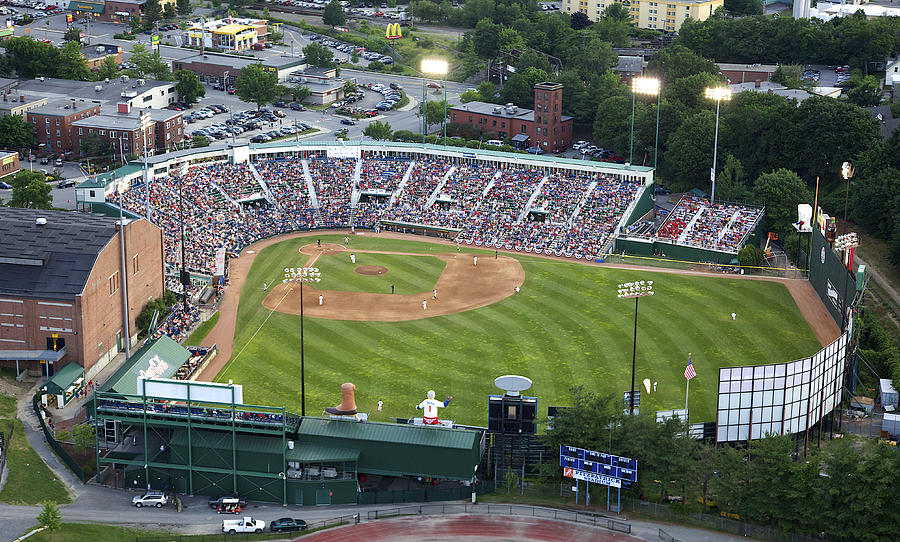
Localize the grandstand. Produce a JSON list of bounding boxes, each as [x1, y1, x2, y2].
[[94, 142, 760, 341]]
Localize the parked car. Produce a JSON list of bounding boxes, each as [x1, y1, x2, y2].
[[274, 101, 287, 107], [525, 146, 544, 155], [273, 109, 286, 118], [270, 518, 308, 533], [389, 82, 402, 90], [0, 181, 13, 189], [572, 140, 589, 150], [39, 157, 49, 165], [56, 179, 75, 188], [365, 109, 378, 117], [54, 158, 63, 167], [341, 118, 356, 125], [133, 491, 168, 508], [290, 102, 306, 111]]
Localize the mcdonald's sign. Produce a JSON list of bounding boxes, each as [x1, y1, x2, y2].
[[385, 23, 402, 40]]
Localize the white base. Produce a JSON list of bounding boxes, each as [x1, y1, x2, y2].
[[327, 412, 367, 421]]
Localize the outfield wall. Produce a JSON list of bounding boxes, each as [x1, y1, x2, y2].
[[806, 228, 858, 327]]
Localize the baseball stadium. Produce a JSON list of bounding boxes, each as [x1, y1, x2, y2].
[[67, 140, 855, 509]]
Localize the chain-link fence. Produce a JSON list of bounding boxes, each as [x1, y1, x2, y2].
[[135, 513, 359, 542]]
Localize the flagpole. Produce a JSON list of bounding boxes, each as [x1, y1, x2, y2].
[[685, 352, 691, 413]]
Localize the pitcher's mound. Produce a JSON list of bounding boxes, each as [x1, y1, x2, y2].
[[355, 265, 388, 275]]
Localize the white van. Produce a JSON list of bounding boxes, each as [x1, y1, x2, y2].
[[485, 139, 503, 147]]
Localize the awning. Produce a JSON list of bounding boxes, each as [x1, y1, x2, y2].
[[114, 11, 129, 16], [67, 1, 105, 13], [511, 133, 529, 142], [99, 336, 189, 397], [0, 347, 67, 362], [43, 362, 84, 396]]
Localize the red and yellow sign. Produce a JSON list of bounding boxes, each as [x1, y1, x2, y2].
[[66, 13, 73, 22], [385, 23, 402, 40]]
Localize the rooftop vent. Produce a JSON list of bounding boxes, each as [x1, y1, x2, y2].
[[35, 218, 47, 226]]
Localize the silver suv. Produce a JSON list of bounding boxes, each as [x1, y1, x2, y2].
[[132, 491, 168, 508]]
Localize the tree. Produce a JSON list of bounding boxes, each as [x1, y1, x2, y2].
[[37, 502, 61, 531], [350, 48, 359, 64], [646, 44, 719, 84], [363, 120, 393, 140], [236, 64, 281, 109], [770, 65, 812, 90], [95, 56, 120, 81], [144, 0, 163, 24], [715, 154, 749, 202], [79, 133, 112, 159], [499, 66, 548, 108], [724, 0, 762, 16], [753, 168, 812, 232], [322, 0, 347, 28], [63, 26, 82, 42], [176, 0, 192, 16], [459, 90, 481, 103], [72, 423, 96, 454], [570, 11, 592, 30], [292, 85, 311, 103], [472, 19, 500, 59], [303, 42, 334, 67], [603, 2, 632, 23], [56, 41, 91, 81], [342, 80, 357, 96], [270, 31, 284, 44], [129, 43, 172, 80], [476, 81, 498, 102], [424, 100, 449, 132], [0, 114, 34, 148], [845, 73, 883, 107], [498, 27, 525, 52], [662, 110, 715, 191], [571, 37, 617, 80], [163, 2, 176, 19], [738, 244, 764, 266], [9, 170, 52, 210], [191, 134, 210, 147], [175, 69, 205, 103], [1, 37, 60, 78]]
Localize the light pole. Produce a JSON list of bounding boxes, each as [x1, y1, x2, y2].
[[704, 87, 732, 204], [283, 266, 321, 416], [617, 280, 654, 415], [629, 77, 660, 167], [421, 59, 448, 146]]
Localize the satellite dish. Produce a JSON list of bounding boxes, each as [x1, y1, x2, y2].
[[494, 375, 532, 397]]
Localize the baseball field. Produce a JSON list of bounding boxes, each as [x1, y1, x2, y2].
[[210, 233, 824, 426]]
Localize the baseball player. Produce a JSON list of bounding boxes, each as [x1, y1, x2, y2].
[[423, 299, 427, 311], [432, 289, 437, 300], [473, 255, 477, 266], [319, 294, 323, 305], [416, 390, 452, 425]]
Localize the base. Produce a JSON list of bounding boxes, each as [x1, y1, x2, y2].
[[412, 417, 453, 428]]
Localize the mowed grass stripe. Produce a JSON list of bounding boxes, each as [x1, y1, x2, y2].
[[314, 253, 446, 295], [217, 237, 822, 425]]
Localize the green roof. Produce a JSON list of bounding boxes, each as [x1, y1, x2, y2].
[[100, 336, 188, 396], [297, 417, 478, 450], [288, 442, 359, 463], [44, 362, 84, 396]]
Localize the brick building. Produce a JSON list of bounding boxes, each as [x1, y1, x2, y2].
[[72, 108, 155, 157], [0, 151, 20, 180], [0, 208, 164, 380], [449, 82, 573, 151], [146, 108, 185, 152], [26, 99, 101, 155], [0, 93, 48, 117]]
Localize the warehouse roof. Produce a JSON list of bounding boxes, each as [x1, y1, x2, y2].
[[0, 208, 119, 300], [100, 336, 188, 396], [297, 417, 478, 450]]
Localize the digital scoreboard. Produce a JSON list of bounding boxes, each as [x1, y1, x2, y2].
[[559, 445, 637, 487]]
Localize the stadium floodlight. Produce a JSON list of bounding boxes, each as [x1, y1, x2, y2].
[[834, 233, 859, 252], [704, 87, 732, 205], [616, 279, 656, 414], [421, 59, 450, 147], [282, 266, 322, 416], [629, 77, 662, 170]]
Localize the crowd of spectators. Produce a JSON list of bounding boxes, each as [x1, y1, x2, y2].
[[659, 195, 763, 252]]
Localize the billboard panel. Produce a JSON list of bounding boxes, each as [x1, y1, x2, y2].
[[715, 333, 847, 442], [139, 378, 243, 404]]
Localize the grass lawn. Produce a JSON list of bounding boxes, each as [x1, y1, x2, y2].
[[314, 252, 445, 295], [185, 311, 220, 345], [0, 418, 71, 505], [0, 392, 17, 419], [23, 523, 164, 542], [217, 235, 821, 425]]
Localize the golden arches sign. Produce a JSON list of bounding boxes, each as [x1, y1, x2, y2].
[[385, 23, 402, 40]]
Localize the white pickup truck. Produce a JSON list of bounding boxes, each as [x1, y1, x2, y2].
[[222, 517, 265, 534]]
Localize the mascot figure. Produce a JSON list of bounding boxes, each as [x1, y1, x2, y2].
[[416, 390, 452, 425]]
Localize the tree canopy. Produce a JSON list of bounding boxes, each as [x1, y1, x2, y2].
[[303, 42, 334, 67], [322, 0, 347, 28], [175, 69, 205, 103], [235, 64, 284, 109], [9, 170, 52, 209]]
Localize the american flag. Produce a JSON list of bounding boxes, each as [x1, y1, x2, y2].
[[684, 357, 696, 380]]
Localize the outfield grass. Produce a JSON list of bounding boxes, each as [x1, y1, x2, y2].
[[185, 311, 219, 345], [217, 235, 822, 425], [314, 253, 445, 295], [0, 419, 71, 505]]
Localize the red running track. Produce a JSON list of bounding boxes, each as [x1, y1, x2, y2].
[[294, 515, 640, 542]]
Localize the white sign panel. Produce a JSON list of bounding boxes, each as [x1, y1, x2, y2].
[[139, 378, 243, 404], [214, 246, 226, 276], [563, 467, 622, 488]]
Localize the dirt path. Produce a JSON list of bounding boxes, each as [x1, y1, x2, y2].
[[263, 246, 524, 322], [197, 230, 840, 382]]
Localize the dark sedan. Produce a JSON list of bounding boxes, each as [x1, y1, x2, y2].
[[270, 518, 307, 533]]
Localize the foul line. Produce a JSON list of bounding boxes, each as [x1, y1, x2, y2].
[[218, 284, 294, 376]]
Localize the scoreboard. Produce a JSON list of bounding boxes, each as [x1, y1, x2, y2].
[[559, 445, 637, 486]]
